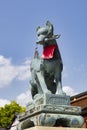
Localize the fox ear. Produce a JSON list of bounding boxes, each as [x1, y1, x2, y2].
[[46, 21, 53, 34], [46, 20, 51, 26], [36, 26, 41, 31]]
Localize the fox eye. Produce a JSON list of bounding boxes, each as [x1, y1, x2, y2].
[[42, 30, 48, 35]]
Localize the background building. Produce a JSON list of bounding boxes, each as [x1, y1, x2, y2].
[[71, 91, 87, 128]]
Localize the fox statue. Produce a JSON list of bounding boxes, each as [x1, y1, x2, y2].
[[30, 21, 65, 99]]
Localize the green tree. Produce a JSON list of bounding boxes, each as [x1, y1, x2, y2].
[[0, 100, 26, 128]]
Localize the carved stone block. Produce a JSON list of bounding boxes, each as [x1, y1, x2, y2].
[[17, 94, 84, 129]]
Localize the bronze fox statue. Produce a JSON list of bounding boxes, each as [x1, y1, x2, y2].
[[30, 21, 65, 99]]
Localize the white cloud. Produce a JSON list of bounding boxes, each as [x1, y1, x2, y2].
[[16, 65, 30, 80], [0, 90, 32, 107], [0, 55, 11, 65], [16, 90, 32, 106], [0, 99, 10, 107], [63, 86, 77, 96], [0, 55, 31, 88]]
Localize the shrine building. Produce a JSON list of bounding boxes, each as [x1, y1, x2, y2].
[[71, 91, 87, 128]]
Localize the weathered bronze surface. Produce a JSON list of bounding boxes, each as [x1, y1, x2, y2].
[[30, 21, 64, 99]]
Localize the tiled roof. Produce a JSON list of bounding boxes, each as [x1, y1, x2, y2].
[[71, 91, 87, 100]]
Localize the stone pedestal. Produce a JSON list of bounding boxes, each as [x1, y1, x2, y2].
[[17, 93, 84, 130], [24, 126, 86, 130]]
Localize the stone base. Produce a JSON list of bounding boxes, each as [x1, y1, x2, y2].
[[26, 93, 70, 111], [18, 112, 84, 129], [17, 93, 84, 130], [25, 126, 86, 130]]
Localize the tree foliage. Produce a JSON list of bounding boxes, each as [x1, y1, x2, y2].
[[0, 100, 26, 128]]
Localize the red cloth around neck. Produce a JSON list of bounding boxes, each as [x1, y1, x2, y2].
[[42, 45, 57, 59]]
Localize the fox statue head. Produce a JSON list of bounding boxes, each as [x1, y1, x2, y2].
[[36, 21, 54, 43]]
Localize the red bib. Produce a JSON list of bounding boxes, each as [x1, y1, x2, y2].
[[42, 45, 57, 59]]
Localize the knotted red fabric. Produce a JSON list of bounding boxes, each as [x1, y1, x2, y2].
[[42, 45, 57, 59]]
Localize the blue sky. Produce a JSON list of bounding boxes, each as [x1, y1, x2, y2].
[[0, 0, 87, 106]]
